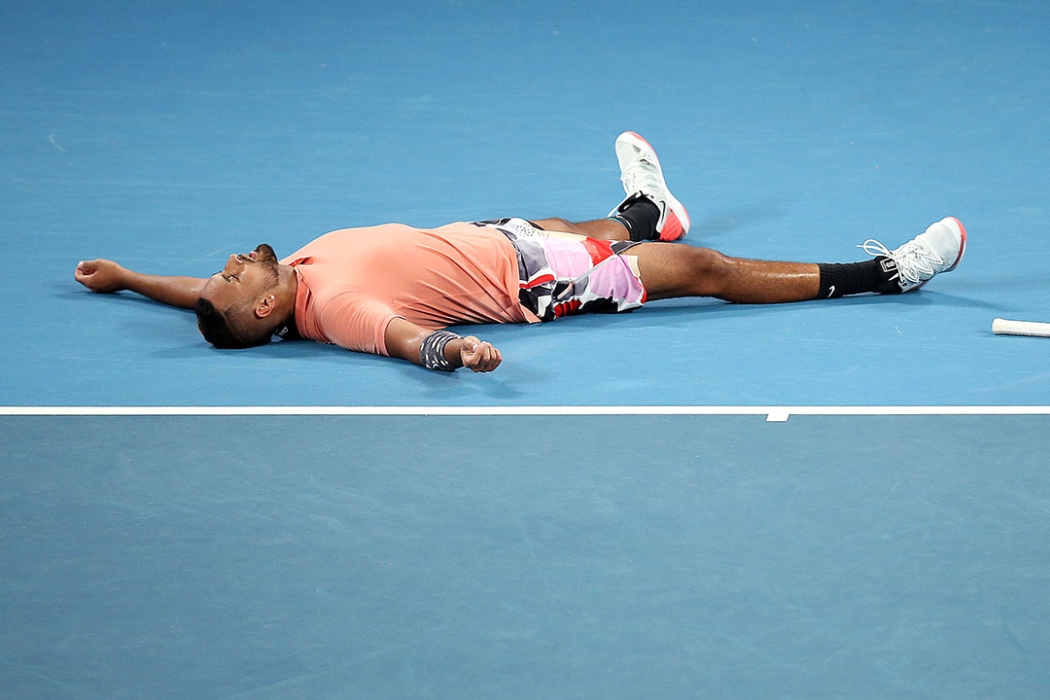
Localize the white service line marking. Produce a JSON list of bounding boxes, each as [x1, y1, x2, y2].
[[2, 406, 1049, 417]]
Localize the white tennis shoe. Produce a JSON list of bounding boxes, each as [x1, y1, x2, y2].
[[609, 131, 691, 241], [861, 216, 967, 293]]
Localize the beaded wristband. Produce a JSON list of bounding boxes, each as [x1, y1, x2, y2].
[[419, 330, 461, 371]]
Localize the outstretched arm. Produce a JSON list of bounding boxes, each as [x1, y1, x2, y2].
[[74, 259, 208, 310], [384, 317, 502, 373]]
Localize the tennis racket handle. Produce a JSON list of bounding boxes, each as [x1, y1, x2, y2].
[[992, 318, 1050, 337]]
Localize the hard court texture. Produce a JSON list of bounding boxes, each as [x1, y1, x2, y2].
[[3, 415, 1050, 699], [0, 0, 1048, 406], [1, 1, 1049, 699]]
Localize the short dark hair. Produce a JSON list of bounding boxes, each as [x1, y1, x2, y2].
[[194, 297, 271, 349]]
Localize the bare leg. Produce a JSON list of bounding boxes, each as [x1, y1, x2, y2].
[[532, 217, 630, 241], [633, 243, 820, 303]]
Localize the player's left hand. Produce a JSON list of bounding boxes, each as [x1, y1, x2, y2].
[[75, 259, 128, 293], [459, 336, 502, 373]]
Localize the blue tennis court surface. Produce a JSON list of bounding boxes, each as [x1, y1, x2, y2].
[[2, 1, 1050, 698], [3, 415, 1050, 699], [2, 0, 1049, 406]]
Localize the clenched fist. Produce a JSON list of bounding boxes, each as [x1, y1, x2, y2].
[[74, 259, 127, 293]]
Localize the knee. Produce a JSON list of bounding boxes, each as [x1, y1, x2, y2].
[[684, 247, 735, 295], [637, 244, 737, 299], [690, 247, 730, 272]]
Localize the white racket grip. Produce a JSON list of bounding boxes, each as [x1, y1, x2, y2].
[[992, 318, 1050, 337]]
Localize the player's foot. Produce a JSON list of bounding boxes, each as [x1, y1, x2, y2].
[[861, 216, 967, 293], [608, 131, 691, 241]]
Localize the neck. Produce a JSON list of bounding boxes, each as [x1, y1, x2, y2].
[[271, 264, 299, 329]]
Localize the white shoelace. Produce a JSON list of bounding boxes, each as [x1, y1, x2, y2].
[[621, 157, 663, 201], [860, 237, 945, 286]]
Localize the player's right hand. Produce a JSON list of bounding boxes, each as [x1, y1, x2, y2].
[[459, 336, 502, 373], [74, 259, 127, 293]]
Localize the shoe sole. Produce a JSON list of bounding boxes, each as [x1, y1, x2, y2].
[[910, 216, 967, 292], [942, 216, 967, 271], [616, 131, 691, 241]]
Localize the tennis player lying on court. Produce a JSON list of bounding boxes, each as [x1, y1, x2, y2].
[[74, 132, 966, 373]]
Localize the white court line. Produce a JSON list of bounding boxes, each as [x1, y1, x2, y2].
[[2, 406, 1050, 419]]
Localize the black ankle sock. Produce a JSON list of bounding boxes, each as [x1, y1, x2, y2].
[[873, 256, 904, 294], [612, 197, 660, 242], [817, 260, 889, 298]]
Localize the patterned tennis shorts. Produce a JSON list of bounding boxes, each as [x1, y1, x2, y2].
[[476, 218, 647, 322]]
